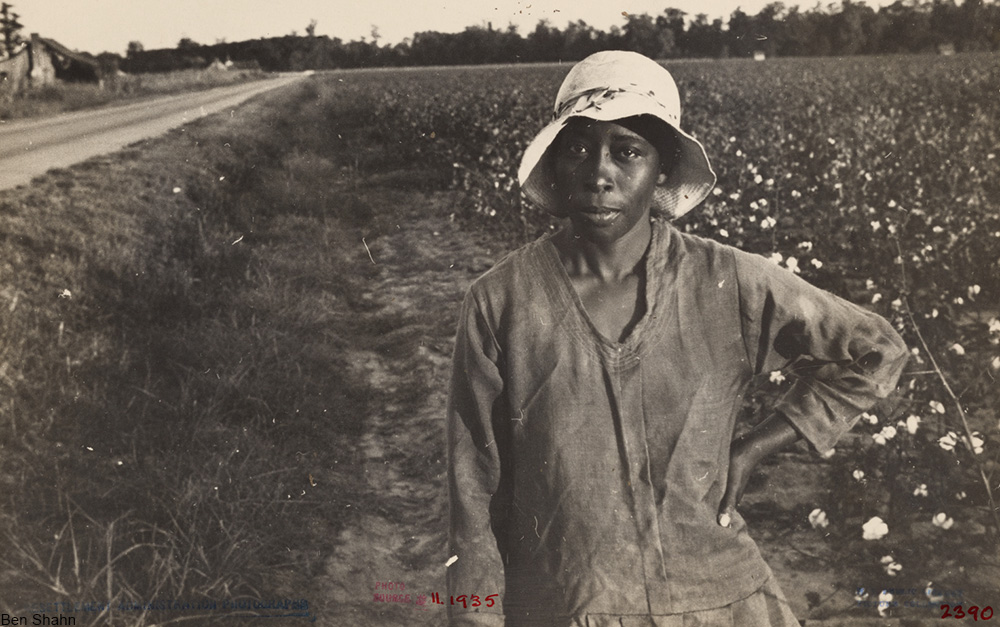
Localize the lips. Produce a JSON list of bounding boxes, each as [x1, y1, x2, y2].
[[576, 207, 621, 226]]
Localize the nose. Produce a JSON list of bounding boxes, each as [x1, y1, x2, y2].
[[583, 150, 615, 193]]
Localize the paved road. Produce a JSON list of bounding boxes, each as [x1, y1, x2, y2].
[[0, 74, 306, 191]]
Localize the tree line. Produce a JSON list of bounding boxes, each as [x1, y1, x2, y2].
[[119, 0, 998, 73]]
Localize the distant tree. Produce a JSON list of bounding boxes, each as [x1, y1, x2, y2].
[[561, 20, 601, 60], [727, 8, 755, 57], [306, 19, 318, 38], [752, 3, 788, 57], [878, 0, 935, 52], [830, 0, 871, 55], [0, 1, 25, 57], [126, 40, 144, 57], [656, 8, 687, 56], [177, 37, 200, 51], [526, 19, 564, 62], [686, 13, 726, 57], [622, 13, 675, 58]]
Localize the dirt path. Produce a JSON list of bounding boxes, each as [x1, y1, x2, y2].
[[313, 189, 499, 626]]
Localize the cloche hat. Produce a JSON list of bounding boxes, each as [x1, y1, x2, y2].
[[517, 50, 716, 220]]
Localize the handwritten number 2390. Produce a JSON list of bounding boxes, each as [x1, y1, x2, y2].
[[941, 605, 993, 620]]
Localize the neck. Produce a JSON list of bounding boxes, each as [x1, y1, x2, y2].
[[557, 218, 653, 281]]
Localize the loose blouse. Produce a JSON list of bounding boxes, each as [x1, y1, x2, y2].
[[447, 219, 908, 626]]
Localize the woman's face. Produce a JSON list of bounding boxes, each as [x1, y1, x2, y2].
[[552, 118, 666, 244]]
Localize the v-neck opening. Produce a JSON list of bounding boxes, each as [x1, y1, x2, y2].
[[541, 221, 663, 353]]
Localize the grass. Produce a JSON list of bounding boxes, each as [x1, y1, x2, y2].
[[0, 75, 399, 624], [0, 68, 269, 121]]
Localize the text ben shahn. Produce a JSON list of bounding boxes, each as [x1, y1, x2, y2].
[[1, 615, 75, 626]]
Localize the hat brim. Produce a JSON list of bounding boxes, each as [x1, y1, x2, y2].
[[518, 96, 716, 220]]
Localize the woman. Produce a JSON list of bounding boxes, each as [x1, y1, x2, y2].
[[446, 50, 908, 626]]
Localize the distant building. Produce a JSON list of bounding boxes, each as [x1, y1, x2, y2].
[[0, 33, 102, 93], [753, 51, 767, 61]]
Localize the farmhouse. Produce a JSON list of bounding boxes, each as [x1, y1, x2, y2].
[[0, 33, 101, 93]]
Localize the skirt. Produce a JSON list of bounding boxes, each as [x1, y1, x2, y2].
[[576, 576, 801, 627]]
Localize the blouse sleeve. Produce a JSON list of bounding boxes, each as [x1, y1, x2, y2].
[[733, 250, 909, 453], [446, 288, 507, 626]]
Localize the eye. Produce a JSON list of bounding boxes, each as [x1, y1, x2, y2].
[[564, 141, 587, 155], [617, 145, 645, 160]]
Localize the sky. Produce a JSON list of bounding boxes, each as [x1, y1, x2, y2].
[[17, 0, 896, 56]]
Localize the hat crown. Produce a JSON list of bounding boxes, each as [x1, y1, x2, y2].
[[554, 51, 682, 122]]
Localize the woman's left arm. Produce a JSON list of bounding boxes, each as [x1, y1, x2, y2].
[[719, 412, 800, 524], [719, 248, 910, 523]]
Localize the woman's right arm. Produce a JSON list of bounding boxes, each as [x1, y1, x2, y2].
[[447, 290, 507, 626]]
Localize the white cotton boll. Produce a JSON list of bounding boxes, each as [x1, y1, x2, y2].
[[808, 508, 829, 529], [931, 512, 954, 530], [862, 517, 889, 540], [938, 431, 958, 451], [949, 343, 965, 356], [913, 483, 928, 497], [872, 425, 896, 445], [878, 590, 894, 617], [881, 557, 902, 577], [769, 370, 786, 384], [929, 400, 945, 414], [853, 470, 865, 481], [810, 258, 823, 269], [963, 432, 984, 454]]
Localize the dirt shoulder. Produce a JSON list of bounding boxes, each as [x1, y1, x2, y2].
[[309, 189, 501, 625]]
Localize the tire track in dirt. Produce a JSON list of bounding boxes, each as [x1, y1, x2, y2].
[[315, 191, 497, 626]]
